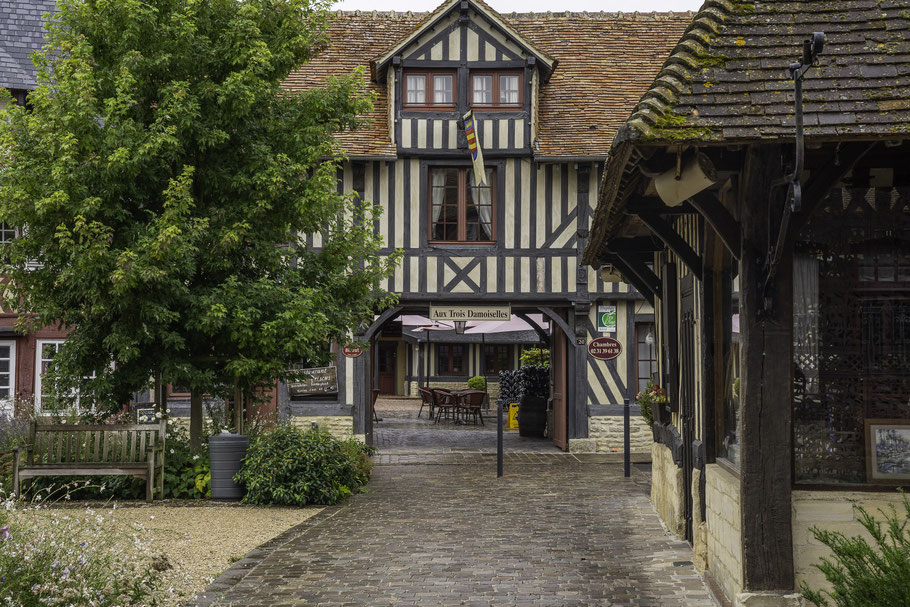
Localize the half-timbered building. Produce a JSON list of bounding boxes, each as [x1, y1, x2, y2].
[[277, 0, 691, 450], [584, 1, 910, 604]]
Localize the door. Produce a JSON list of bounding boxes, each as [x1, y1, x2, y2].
[[377, 342, 397, 395], [680, 275, 697, 543], [552, 329, 568, 451]]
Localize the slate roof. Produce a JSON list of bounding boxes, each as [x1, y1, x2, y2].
[[283, 8, 691, 158], [0, 0, 55, 91], [616, 0, 910, 145]]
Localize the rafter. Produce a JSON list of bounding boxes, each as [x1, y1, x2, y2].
[[637, 212, 703, 278], [688, 192, 741, 260]]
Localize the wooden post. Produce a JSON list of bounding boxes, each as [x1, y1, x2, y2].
[[738, 143, 794, 591], [189, 389, 203, 451]]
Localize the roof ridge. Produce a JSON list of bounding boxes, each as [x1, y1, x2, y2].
[[619, 0, 738, 144], [332, 9, 696, 19]]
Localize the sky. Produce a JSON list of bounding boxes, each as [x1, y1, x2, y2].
[[330, 0, 703, 13]]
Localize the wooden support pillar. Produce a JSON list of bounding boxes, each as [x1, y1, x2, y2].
[[353, 336, 370, 442], [739, 144, 794, 592]]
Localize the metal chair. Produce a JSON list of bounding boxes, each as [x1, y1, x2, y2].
[[417, 386, 435, 419], [432, 388, 457, 424], [459, 390, 485, 426]]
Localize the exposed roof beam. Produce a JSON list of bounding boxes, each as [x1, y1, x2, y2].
[[637, 212, 704, 278], [688, 192, 741, 260], [605, 236, 665, 254], [625, 197, 695, 215], [602, 253, 658, 305]]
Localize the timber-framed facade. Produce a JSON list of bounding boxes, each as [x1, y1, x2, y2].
[[584, 1, 910, 604], [278, 0, 691, 450]]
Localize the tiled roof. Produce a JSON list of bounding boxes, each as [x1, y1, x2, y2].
[[283, 9, 692, 158], [617, 0, 910, 145], [0, 0, 55, 91]]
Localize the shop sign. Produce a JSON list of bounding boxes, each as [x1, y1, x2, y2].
[[341, 344, 364, 358], [288, 366, 338, 397], [588, 337, 622, 360], [429, 304, 510, 322], [597, 304, 617, 333]]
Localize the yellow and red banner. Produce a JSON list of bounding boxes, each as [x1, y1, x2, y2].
[[462, 111, 486, 185]]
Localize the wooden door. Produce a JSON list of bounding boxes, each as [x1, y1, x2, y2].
[[377, 342, 397, 395], [680, 275, 697, 543], [552, 329, 568, 450]]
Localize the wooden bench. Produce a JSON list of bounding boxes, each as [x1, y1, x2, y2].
[[13, 419, 167, 502]]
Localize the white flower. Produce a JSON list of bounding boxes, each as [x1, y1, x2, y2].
[[192, 455, 199, 461], [170, 448, 175, 454]]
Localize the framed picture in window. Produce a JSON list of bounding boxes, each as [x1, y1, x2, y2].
[[865, 419, 910, 483]]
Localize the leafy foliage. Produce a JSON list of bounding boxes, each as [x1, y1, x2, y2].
[[467, 376, 487, 391], [0, 0, 398, 414], [520, 348, 550, 367], [163, 425, 211, 499], [635, 380, 668, 428], [235, 424, 373, 506], [802, 493, 910, 607]]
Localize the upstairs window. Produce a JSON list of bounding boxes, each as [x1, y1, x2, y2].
[[0, 223, 16, 244], [429, 167, 495, 243], [403, 71, 456, 109], [471, 71, 522, 109]]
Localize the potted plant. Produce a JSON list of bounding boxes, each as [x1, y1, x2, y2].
[[636, 380, 668, 430], [467, 376, 487, 391]]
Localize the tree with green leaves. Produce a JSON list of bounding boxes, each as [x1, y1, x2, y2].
[[0, 0, 397, 447]]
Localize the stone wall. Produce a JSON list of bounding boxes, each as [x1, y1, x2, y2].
[[706, 463, 743, 603], [651, 441, 685, 538], [289, 415, 354, 440], [586, 415, 652, 453], [793, 490, 909, 595]]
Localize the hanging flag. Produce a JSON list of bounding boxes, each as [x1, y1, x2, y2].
[[462, 110, 486, 185]]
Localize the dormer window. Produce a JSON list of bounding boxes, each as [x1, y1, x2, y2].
[[403, 70, 456, 109], [471, 71, 522, 109]]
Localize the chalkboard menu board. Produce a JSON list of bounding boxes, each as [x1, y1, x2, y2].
[[288, 366, 338, 397]]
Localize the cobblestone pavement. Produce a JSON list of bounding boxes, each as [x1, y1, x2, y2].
[[200, 454, 716, 607]]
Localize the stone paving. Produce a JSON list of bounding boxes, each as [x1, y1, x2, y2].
[[194, 398, 715, 606]]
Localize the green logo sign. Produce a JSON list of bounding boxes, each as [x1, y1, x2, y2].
[[597, 305, 616, 333]]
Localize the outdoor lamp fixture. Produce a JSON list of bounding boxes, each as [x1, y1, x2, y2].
[[653, 151, 718, 206], [600, 264, 624, 282], [645, 327, 655, 345], [454, 321, 467, 334]]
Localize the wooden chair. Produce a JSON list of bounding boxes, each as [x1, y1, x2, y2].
[[432, 388, 457, 424], [13, 418, 167, 502], [459, 390, 486, 426], [417, 387, 434, 419]]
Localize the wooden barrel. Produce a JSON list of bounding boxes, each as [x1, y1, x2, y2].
[[518, 395, 548, 438]]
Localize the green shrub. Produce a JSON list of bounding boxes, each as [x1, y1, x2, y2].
[[520, 347, 550, 366], [234, 425, 374, 506], [802, 492, 910, 607], [467, 376, 486, 391], [163, 425, 211, 499]]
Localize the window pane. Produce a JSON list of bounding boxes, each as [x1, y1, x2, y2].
[[466, 168, 493, 242], [433, 75, 453, 105], [0, 223, 15, 244], [472, 75, 492, 104], [0, 346, 8, 358], [452, 346, 464, 374], [431, 168, 459, 242], [406, 75, 426, 104], [500, 75, 519, 104]]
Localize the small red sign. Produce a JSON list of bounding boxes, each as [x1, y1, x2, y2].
[[342, 345, 364, 358], [588, 337, 622, 360]]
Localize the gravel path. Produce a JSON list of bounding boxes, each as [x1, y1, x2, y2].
[[49, 502, 321, 606]]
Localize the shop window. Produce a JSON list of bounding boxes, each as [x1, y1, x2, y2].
[[470, 71, 522, 108], [437, 344, 465, 376], [403, 71, 456, 109], [792, 192, 910, 486], [635, 323, 657, 394], [429, 166, 495, 243], [718, 268, 741, 468], [483, 344, 512, 375]]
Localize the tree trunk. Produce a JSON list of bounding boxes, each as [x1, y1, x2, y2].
[[190, 389, 203, 451]]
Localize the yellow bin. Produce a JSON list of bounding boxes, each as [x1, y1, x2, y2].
[[507, 403, 519, 429]]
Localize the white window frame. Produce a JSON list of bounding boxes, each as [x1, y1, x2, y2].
[[35, 339, 72, 413], [0, 340, 16, 416]]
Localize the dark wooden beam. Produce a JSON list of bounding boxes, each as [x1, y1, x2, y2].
[[660, 262, 679, 416], [602, 253, 657, 305], [626, 197, 695, 215], [606, 236, 664, 254], [739, 143, 794, 591], [689, 192, 741, 260], [792, 141, 877, 234], [638, 212, 704, 278]]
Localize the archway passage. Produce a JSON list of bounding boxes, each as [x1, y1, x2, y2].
[[357, 305, 574, 455]]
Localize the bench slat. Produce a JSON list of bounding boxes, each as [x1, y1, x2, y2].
[[120, 431, 127, 463], [102, 431, 110, 462], [55, 432, 63, 464], [139, 431, 147, 460], [35, 423, 163, 432], [129, 430, 137, 463]]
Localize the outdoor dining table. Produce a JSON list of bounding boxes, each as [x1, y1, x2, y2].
[[448, 389, 486, 425]]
